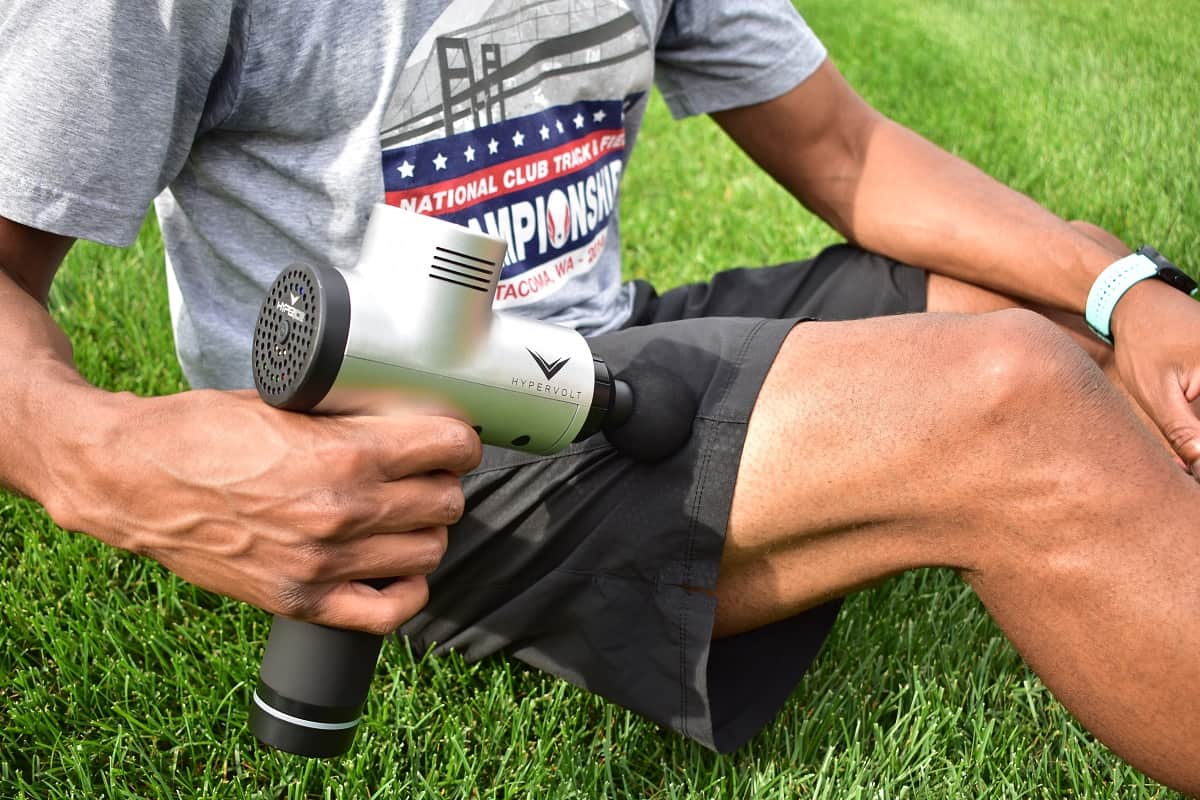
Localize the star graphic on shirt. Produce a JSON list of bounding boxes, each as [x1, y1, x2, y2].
[[573, 113, 585, 129], [464, 145, 476, 163], [555, 119, 565, 134], [397, 160, 415, 179], [487, 138, 499, 155], [539, 124, 550, 141], [593, 109, 606, 123], [433, 153, 448, 170], [512, 130, 525, 147]]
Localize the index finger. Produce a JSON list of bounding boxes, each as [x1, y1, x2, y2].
[[351, 414, 483, 479]]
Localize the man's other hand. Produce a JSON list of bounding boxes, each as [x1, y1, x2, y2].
[[1111, 278, 1200, 476]]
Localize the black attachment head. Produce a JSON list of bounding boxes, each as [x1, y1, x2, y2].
[[252, 263, 351, 411], [602, 363, 696, 463]]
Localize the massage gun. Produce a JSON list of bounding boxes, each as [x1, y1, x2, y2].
[[247, 204, 693, 757]]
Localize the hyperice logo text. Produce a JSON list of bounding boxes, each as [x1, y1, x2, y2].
[[275, 298, 306, 323]]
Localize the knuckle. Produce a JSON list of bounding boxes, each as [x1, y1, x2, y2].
[[437, 421, 483, 471], [439, 482, 466, 524], [358, 578, 431, 635], [331, 442, 372, 479], [1162, 422, 1200, 456], [290, 543, 335, 585], [308, 487, 366, 538], [271, 581, 323, 620], [363, 618, 396, 637], [308, 485, 347, 520], [411, 530, 449, 574], [388, 578, 430, 628], [42, 494, 83, 534]]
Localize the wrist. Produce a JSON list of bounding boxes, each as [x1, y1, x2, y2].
[[1085, 246, 1196, 345], [1109, 277, 1181, 344], [1071, 233, 1128, 314], [6, 365, 132, 529]]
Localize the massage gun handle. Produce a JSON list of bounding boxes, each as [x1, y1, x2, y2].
[[249, 615, 384, 758]]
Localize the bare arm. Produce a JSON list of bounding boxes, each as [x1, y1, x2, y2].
[[711, 59, 1200, 471], [710, 59, 1119, 313], [0, 215, 482, 633], [0, 219, 89, 504]]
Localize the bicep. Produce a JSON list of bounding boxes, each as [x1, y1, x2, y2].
[[0, 216, 74, 305], [709, 58, 884, 236]]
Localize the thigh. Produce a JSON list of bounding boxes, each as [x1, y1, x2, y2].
[[713, 308, 1113, 637]]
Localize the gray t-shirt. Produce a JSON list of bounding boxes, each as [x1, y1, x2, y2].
[[0, 0, 826, 390]]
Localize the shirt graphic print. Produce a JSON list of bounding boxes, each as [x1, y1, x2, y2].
[[379, 0, 652, 308]]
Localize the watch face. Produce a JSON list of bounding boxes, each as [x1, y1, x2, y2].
[[1158, 267, 1199, 296], [1138, 245, 1198, 297]]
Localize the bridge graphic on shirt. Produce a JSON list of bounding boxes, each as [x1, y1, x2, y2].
[[380, 0, 647, 147], [379, 0, 652, 308]]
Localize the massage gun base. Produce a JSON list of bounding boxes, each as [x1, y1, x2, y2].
[[249, 686, 361, 758]]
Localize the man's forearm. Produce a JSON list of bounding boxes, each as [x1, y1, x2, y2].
[[0, 269, 112, 513], [845, 117, 1123, 312], [713, 60, 1126, 315]]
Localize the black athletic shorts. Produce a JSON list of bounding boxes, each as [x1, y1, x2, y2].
[[400, 244, 927, 752]]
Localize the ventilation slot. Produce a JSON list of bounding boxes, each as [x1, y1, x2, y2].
[[428, 246, 496, 293]]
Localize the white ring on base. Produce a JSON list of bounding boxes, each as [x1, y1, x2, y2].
[[252, 690, 361, 731]]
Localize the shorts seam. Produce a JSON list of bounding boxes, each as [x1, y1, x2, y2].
[[677, 317, 771, 739], [683, 318, 768, 585]]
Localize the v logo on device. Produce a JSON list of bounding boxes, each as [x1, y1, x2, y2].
[[527, 349, 569, 380]]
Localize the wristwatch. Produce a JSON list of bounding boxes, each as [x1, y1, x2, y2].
[[1085, 245, 1198, 345]]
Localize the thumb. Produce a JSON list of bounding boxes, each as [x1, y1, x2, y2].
[[1154, 383, 1200, 476]]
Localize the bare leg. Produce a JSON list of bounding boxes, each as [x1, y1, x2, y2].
[[716, 309, 1200, 793], [925, 221, 1185, 464]]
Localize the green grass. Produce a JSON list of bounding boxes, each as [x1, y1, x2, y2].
[[2, 0, 1197, 796]]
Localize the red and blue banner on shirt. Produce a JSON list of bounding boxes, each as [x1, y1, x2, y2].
[[382, 96, 635, 306]]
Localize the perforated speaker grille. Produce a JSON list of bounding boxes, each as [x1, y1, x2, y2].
[[252, 263, 350, 410]]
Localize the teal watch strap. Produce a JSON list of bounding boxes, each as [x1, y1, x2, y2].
[[1084, 252, 1159, 345]]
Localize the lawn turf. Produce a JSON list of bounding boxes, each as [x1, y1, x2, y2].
[[1, 0, 1196, 797]]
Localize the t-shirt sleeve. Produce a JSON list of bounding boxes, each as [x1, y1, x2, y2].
[[0, 0, 237, 246], [653, 0, 828, 119]]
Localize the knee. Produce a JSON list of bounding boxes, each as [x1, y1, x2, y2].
[[957, 310, 1123, 547], [967, 308, 1107, 422]]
